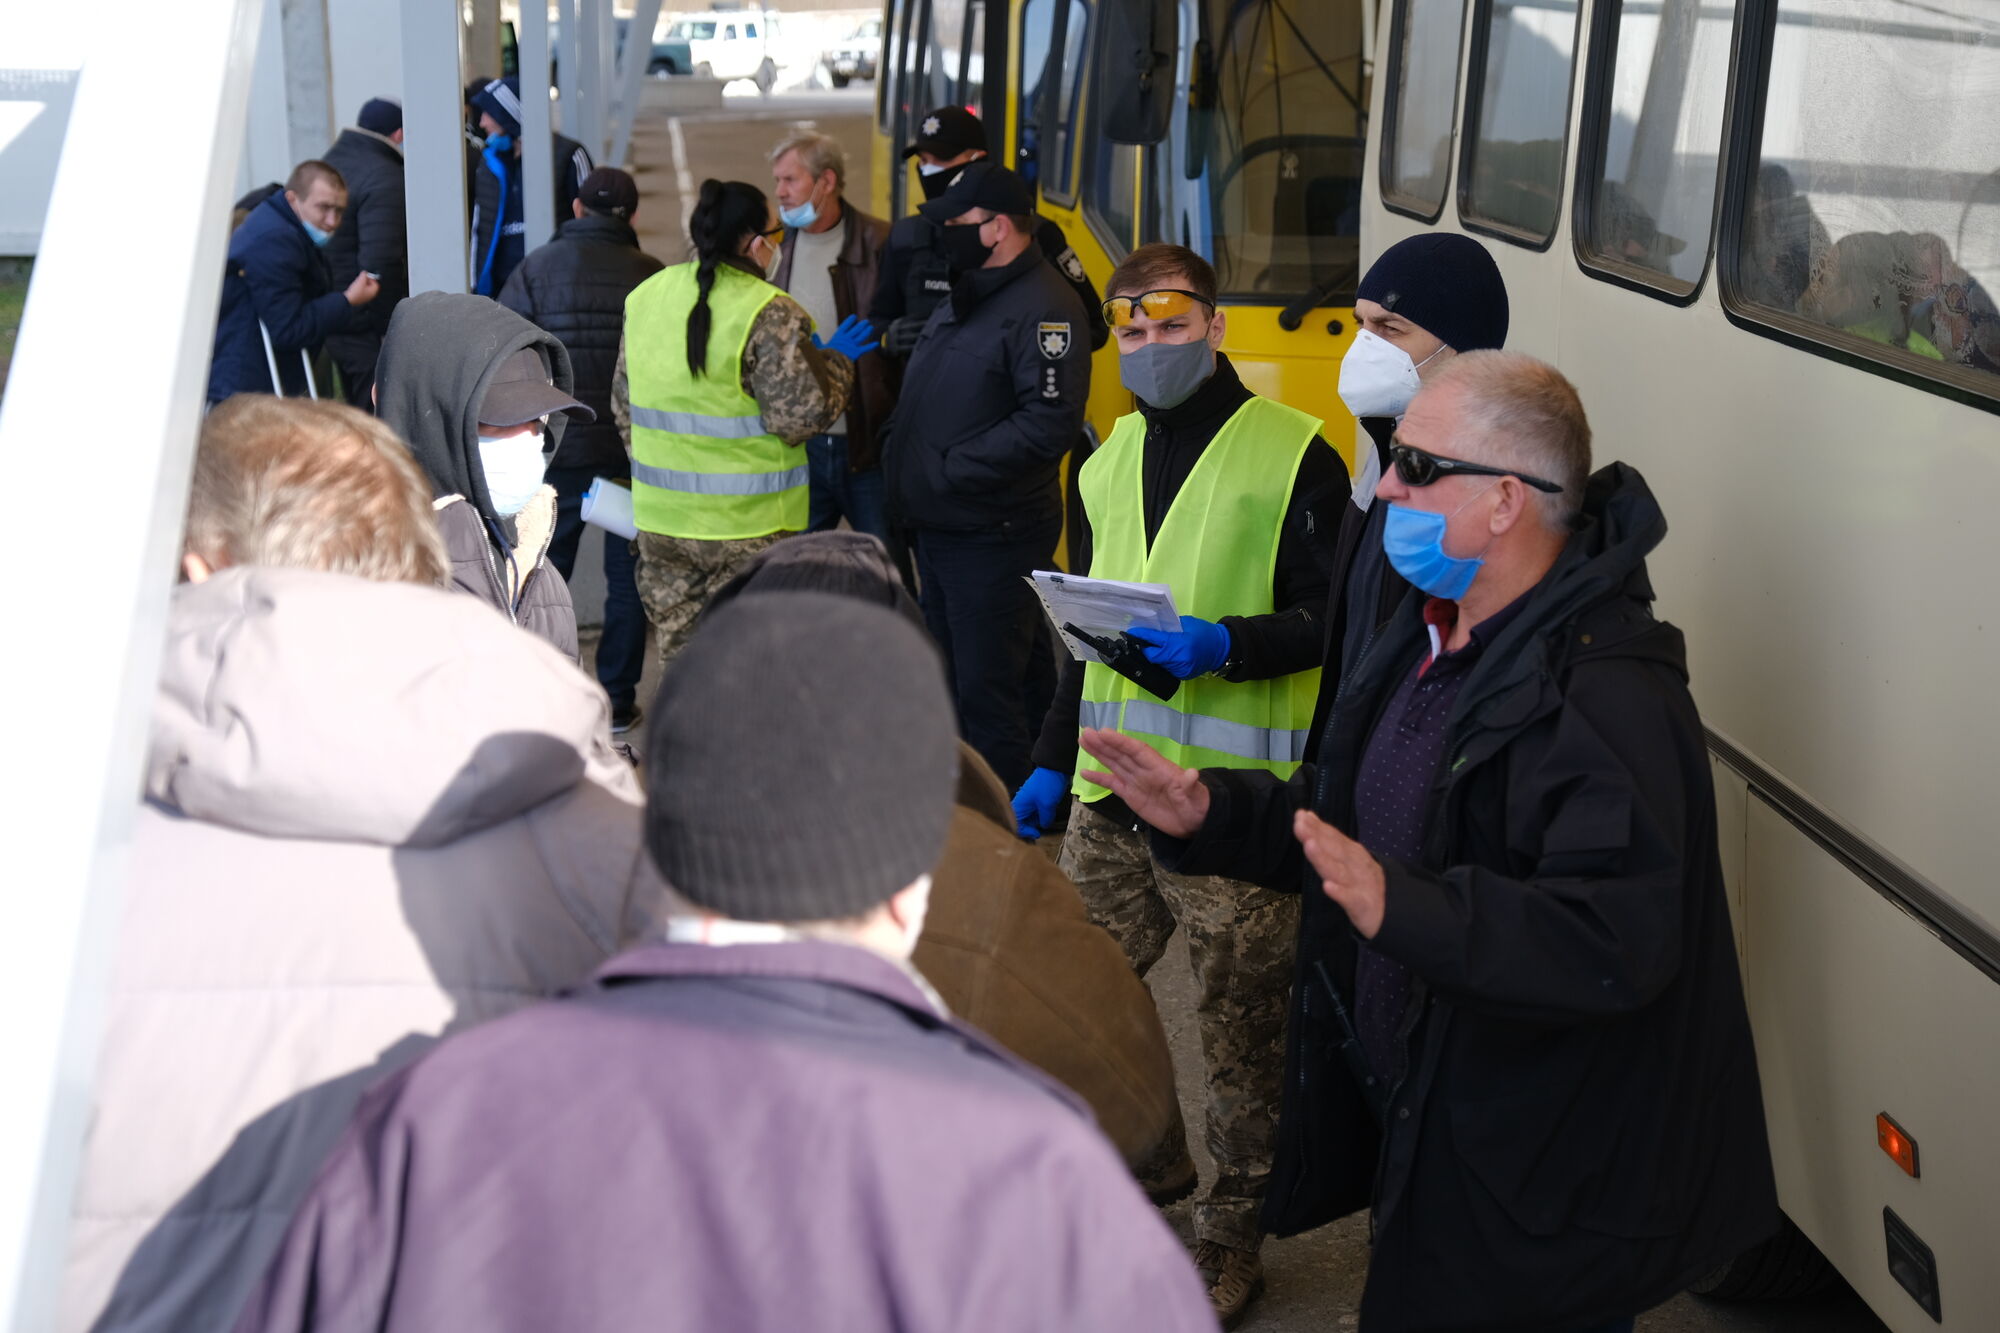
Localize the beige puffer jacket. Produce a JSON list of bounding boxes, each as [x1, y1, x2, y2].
[[58, 567, 666, 1333]]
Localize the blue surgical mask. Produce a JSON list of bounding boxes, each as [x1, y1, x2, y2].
[[1381, 493, 1494, 601], [778, 183, 821, 231], [300, 218, 334, 247], [478, 430, 548, 516], [1118, 337, 1215, 409], [485, 132, 514, 153]]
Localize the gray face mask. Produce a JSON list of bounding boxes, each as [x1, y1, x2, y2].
[[1118, 337, 1216, 409]]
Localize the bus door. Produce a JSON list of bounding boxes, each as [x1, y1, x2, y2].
[[874, 0, 1009, 220]]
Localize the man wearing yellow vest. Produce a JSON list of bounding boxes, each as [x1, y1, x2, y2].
[[1013, 244, 1347, 1328], [613, 178, 876, 668]]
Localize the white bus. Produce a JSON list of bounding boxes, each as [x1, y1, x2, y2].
[[1361, 0, 1999, 1327]]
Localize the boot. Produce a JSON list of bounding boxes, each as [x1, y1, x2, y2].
[[1193, 1239, 1265, 1329]]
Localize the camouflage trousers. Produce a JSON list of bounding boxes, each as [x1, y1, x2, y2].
[[1059, 800, 1298, 1252], [635, 530, 790, 672]]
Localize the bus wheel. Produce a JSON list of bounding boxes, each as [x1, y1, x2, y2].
[[1689, 1214, 1836, 1302], [754, 59, 776, 95]]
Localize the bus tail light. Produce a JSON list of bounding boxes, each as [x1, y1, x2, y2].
[[1877, 1112, 1919, 1178]]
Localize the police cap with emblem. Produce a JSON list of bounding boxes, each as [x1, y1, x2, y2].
[[917, 161, 1037, 221], [902, 104, 988, 160]]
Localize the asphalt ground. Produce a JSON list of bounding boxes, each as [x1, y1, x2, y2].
[[602, 83, 1894, 1333]]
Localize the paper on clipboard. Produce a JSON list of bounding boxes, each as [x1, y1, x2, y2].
[[1026, 570, 1180, 664]]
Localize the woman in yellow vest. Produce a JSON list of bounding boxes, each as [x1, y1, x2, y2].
[[613, 178, 878, 668]]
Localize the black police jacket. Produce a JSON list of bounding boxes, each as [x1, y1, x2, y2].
[[497, 213, 664, 477], [869, 213, 1108, 351], [1157, 463, 1779, 1330], [885, 246, 1091, 532]]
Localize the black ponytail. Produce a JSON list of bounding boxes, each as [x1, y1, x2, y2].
[[685, 178, 771, 378]]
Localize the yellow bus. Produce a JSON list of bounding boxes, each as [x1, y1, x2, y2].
[[870, 0, 1375, 477]]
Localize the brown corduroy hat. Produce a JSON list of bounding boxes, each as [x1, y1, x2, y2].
[[644, 592, 959, 921]]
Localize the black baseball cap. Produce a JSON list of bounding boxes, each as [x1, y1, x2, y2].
[[902, 105, 988, 161], [578, 166, 640, 217], [478, 348, 594, 428], [916, 161, 1036, 222]]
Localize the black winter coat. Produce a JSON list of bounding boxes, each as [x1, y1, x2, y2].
[[498, 213, 664, 476], [1159, 464, 1778, 1331], [471, 134, 593, 298], [208, 193, 359, 403], [885, 246, 1091, 533], [320, 128, 408, 341]]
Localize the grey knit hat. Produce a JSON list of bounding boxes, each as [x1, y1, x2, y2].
[[645, 592, 960, 922]]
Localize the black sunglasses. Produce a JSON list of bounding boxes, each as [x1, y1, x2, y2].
[[1390, 442, 1563, 494]]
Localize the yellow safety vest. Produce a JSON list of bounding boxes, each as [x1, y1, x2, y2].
[[625, 262, 807, 539], [1073, 395, 1326, 802]]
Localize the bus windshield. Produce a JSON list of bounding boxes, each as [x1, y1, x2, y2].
[[1192, 0, 1369, 303]]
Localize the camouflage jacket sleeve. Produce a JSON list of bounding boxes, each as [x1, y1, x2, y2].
[[612, 334, 631, 457], [741, 294, 855, 445]]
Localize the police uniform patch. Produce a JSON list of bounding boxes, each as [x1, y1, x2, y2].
[[1058, 248, 1086, 284], [1038, 322, 1072, 359]]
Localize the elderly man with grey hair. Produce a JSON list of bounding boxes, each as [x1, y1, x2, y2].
[[1079, 351, 1778, 1332], [767, 129, 897, 542]]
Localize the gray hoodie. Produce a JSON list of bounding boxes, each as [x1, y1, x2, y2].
[[59, 567, 664, 1333], [377, 292, 580, 656]]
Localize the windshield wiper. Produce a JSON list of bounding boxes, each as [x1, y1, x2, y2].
[[1277, 275, 1355, 331]]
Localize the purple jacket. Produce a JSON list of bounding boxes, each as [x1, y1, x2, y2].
[[234, 940, 1217, 1333]]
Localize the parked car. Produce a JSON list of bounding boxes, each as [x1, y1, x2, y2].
[[820, 17, 881, 87], [661, 10, 783, 93]]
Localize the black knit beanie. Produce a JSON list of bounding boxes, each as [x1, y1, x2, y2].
[[702, 531, 925, 633], [1356, 233, 1510, 353], [645, 592, 960, 922]]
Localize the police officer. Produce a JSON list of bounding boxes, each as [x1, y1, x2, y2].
[[887, 163, 1089, 792], [1012, 242, 1346, 1328], [869, 106, 1106, 357]]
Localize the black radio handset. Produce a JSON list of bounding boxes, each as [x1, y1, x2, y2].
[[1062, 623, 1180, 701]]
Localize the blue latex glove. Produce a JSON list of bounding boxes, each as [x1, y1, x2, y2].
[[1125, 615, 1232, 679], [1011, 766, 1070, 841], [812, 313, 880, 362]]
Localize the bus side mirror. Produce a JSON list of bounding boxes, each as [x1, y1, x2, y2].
[[1095, 0, 1176, 145]]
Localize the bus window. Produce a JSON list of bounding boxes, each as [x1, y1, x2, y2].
[[1382, 0, 1467, 221], [1196, 0, 1369, 300], [1020, 0, 1090, 204], [1724, 2, 1999, 393], [1086, 140, 1142, 257], [1576, 0, 1732, 294], [1460, 0, 1581, 246]]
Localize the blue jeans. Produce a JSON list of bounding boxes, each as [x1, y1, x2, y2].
[[545, 466, 646, 712], [805, 434, 890, 544]]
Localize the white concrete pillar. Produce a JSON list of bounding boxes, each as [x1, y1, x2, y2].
[[608, 0, 662, 168], [520, 0, 556, 253], [401, 0, 470, 294], [326, 0, 403, 155], [0, 0, 267, 1325], [556, 0, 579, 135], [465, 0, 505, 88], [243, 0, 335, 189], [575, 0, 605, 165]]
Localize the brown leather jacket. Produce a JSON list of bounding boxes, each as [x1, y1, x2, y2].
[[773, 200, 899, 473], [914, 744, 1182, 1177]]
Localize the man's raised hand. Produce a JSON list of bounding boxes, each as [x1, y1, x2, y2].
[[1076, 728, 1210, 839], [1294, 809, 1387, 939]]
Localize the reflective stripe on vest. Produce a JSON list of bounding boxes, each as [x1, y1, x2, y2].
[[1079, 698, 1309, 766], [624, 262, 806, 540], [1072, 395, 1327, 803], [629, 406, 771, 438], [631, 459, 811, 496]]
